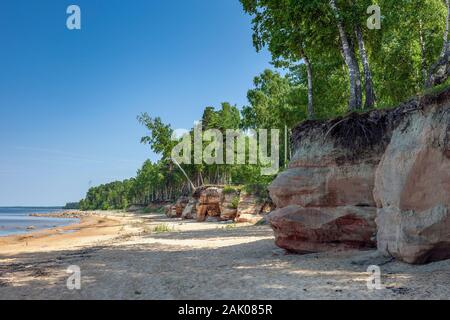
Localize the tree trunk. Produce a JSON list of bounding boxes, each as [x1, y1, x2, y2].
[[426, 0, 450, 87], [200, 171, 204, 186], [419, 19, 428, 84], [350, 39, 363, 109], [329, 0, 362, 111], [440, 0, 450, 59], [301, 51, 315, 119], [355, 25, 376, 109]]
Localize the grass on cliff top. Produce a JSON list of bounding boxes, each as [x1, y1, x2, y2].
[[221, 183, 272, 203], [293, 82, 450, 157], [422, 78, 450, 97], [222, 185, 242, 194]]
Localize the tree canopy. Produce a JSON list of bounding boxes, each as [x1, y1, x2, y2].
[[79, 0, 450, 210]]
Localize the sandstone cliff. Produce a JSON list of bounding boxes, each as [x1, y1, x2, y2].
[[168, 186, 272, 224], [268, 89, 450, 264]]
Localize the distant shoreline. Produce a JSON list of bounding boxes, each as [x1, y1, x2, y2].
[[0, 206, 63, 209], [28, 210, 90, 219], [0, 208, 77, 238], [0, 210, 127, 256]]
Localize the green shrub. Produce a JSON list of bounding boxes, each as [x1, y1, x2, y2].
[[64, 202, 80, 210], [423, 78, 450, 97], [142, 207, 152, 214], [141, 206, 166, 214], [156, 206, 166, 214], [223, 223, 237, 230], [243, 181, 270, 202], [153, 223, 174, 233], [230, 196, 240, 209], [254, 218, 268, 226], [223, 186, 240, 194]]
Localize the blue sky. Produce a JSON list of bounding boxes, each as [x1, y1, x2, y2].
[[0, 0, 272, 206]]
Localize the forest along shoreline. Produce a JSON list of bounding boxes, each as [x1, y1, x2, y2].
[[0, 188, 270, 257]]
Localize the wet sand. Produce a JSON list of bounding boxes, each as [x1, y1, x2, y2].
[[0, 212, 132, 255]]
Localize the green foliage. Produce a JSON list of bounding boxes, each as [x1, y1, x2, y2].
[[141, 205, 166, 214], [137, 114, 176, 159], [240, 0, 449, 113], [243, 181, 271, 202], [223, 186, 241, 194], [129, 159, 188, 205], [241, 69, 308, 168], [78, 1, 450, 212], [142, 207, 153, 214], [230, 196, 240, 210], [423, 76, 450, 96], [254, 218, 268, 226], [80, 179, 134, 211], [64, 202, 80, 210], [223, 223, 238, 230], [156, 206, 166, 214], [370, 0, 447, 106], [153, 224, 174, 233], [243, 70, 307, 129]]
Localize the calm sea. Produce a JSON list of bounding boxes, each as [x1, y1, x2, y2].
[[0, 207, 79, 237]]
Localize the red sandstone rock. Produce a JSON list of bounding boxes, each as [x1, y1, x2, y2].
[[165, 204, 177, 218], [175, 197, 190, 218], [268, 205, 377, 253], [235, 192, 265, 223], [267, 121, 382, 252], [181, 198, 198, 220], [375, 105, 450, 264], [180, 186, 269, 223], [220, 192, 239, 221], [196, 187, 223, 222], [269, 164, 377, 209]]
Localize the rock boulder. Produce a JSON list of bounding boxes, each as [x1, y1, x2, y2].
[[268, 205, 377, 253], [375, 103, 450, 264], [195, 187, 223, 222], [181, 198, 198, 220], [236, 192, 265, 223], [220, 191, 239, 221], [267, 115, 384, 252], [175, 197, 190, 218], [165, 204, 177, 218]]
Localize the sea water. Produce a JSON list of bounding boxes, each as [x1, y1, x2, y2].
[[0, 207, 79, 237]]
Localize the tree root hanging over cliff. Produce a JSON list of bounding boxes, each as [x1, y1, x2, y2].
[[290, 88, 450, 162], [325, 112, 390, 152]]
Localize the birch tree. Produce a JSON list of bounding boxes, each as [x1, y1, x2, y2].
[[329, 0, 362, 111], [427, 0, 450, 87], [240, 0, 317, 118]]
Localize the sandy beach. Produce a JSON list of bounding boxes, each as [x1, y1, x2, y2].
[[0, 211, 449, 300]]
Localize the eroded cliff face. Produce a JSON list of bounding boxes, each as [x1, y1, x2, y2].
[[268, 89, 450, 264], [268, 114, 385, 253], [169, 186, 272, 223], [375, 101, 450, 264]]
